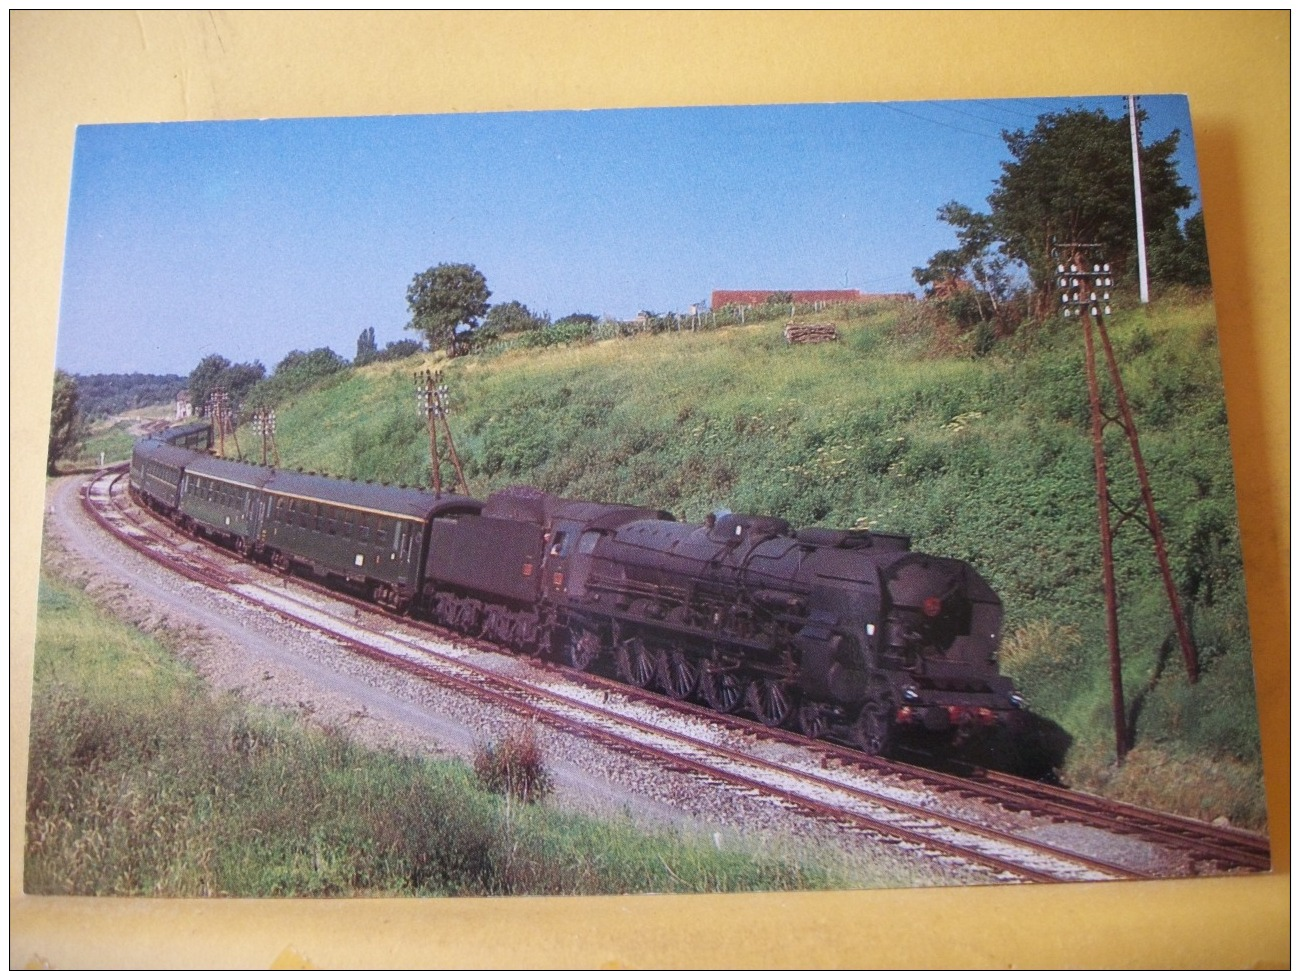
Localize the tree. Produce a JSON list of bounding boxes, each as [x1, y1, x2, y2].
[[406, 263, 491, 354], [555, 312, 598, 329], [273, 347, 347, 379], [1147, 208, 1211, 288], [485, 300, 546, 335], [48, 370, 87, 474], [988, 108, 1192, 296], [188, 354, 265, 416], [375, 338, 423, 362], [188, 354, 231, 416], [355, 326, 378, 366], [913, 202, 1015, 328]]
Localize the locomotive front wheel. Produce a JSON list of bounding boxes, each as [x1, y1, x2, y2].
[[560, 629, 603, 671], [234, 536, 250, 558], [747, 679, 793, 728], [700, 663, 745, 714], [615, 637, 658, 688], [852, 683, 896, 757], [657, 648, 698, 700]]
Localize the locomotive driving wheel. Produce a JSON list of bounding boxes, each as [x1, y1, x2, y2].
[[657, 647, 697, 700], [699, 661, 745, 713], [796, 703, 829, 740], [615, 637, 658, 688], [561, 629, 603, 671], [747, 679, 793, 728], [851, 680, 896, 757]]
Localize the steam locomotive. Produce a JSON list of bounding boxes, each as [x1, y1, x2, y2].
[[130, 426, 1025, 756]]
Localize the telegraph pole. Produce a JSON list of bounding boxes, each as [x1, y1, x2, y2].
[[1056, 245, 1198, 762], [1128, 95, 1150, 304], [207, 388, 243, 461], [251, 408, 279, 466], [415, 369, 469, 495]]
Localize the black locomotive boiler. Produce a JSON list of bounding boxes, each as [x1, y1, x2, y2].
[[129, 435, 1025, 757]]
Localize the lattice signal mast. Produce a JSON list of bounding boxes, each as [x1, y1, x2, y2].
[[1056, 245, 1198, 762], [415, 369, 468, 495]]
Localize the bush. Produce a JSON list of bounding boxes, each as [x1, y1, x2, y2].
[[473, 725, 552, 803]]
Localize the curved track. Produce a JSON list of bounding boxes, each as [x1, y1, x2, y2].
[[81, 465, 1271, 883]]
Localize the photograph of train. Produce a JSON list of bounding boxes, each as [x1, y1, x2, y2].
[[25, 92, 1271, 903]]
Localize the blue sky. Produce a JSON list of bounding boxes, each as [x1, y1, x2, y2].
[[56, 95, 1200, 376]]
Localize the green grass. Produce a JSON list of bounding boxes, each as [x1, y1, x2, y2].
[[77, 420, 139, 466], [27, 572, 941, 896], [232, 294, 1263, 829]]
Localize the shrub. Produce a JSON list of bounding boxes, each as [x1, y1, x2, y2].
[[473, 725, 552, 803]]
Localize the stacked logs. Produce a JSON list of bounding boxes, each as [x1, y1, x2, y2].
[[783, 324, 839, 345]]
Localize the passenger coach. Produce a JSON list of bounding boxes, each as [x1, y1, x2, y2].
[[260, 470, 482, 611]]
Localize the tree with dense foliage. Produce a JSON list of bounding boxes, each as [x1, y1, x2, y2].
[[375, 338, 424, 362], [485, 300, 547, 335], [274, 347, 348, 379], [918, 108, 1195, 319], [243, 347, 348, 410], [47, 370, 87, 474], [1147, 208, 1212, 288], [406, 263, 491, 354], [989, 108, 1192, 295], [72, 373, 188, 420], [188, 354, 266, 416], [555, 312, 599, 329]]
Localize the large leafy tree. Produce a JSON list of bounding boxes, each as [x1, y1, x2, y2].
[[47, 369, 87, 474], [406, 263, 491, 354], [988, 108, 1192, 295], [485, 300, 547, 335], [188, 353, 265, 417], [919, 108, 1194, 319]]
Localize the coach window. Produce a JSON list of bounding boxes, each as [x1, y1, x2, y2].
[[341, 509, 354, 538], [376, 519, 389, 547], [359, 514, 372, 544], [325, 506, 337, 535], [549, 531, 569, 558], [576, 531, 601, 555]]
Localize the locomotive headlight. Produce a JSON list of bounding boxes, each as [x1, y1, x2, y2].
[[922, 596, 943, 618], [902, 684, 921, 702], [1009, 692, 1027, 709]]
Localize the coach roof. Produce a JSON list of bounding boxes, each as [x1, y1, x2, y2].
[[185, 454, 278, 490], [264, 467, 482, 522]]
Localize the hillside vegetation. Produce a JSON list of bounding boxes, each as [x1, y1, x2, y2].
[[234, 295, 1264, 830]]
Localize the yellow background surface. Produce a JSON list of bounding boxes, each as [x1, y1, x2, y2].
[[10, 12, 1289, 968]]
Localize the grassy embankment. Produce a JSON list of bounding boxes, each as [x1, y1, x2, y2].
[[238, 294, 1264, 830], [29, 572, 924, 896]]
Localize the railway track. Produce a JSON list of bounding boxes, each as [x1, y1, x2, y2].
[[80, 465, 1271, 883]]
